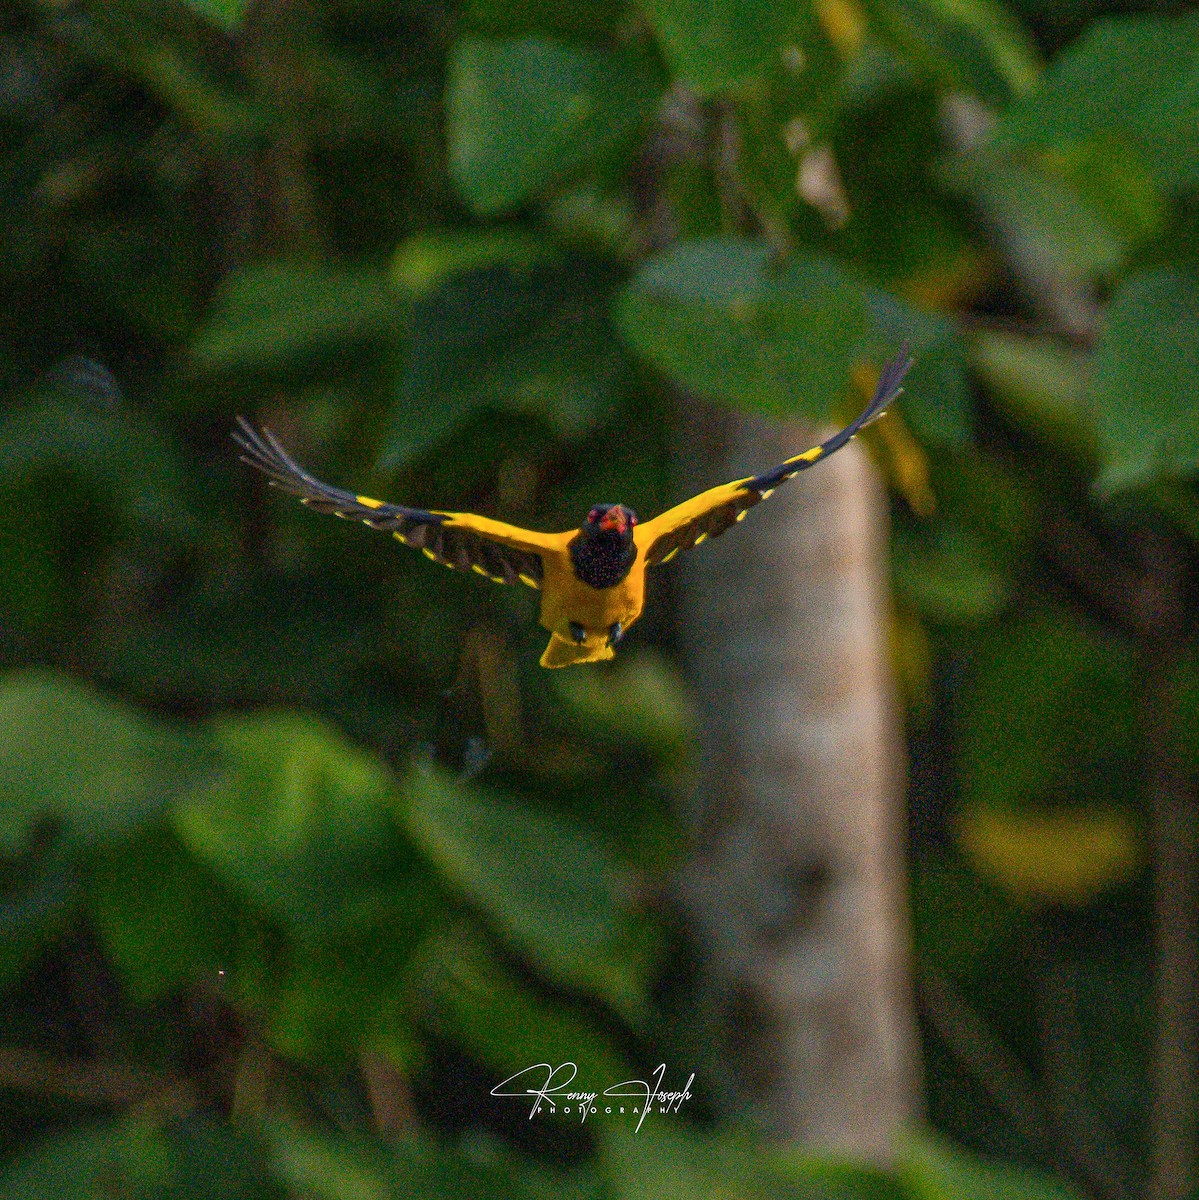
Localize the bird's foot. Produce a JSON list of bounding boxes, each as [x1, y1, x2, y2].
[[608, 621, 624, 646], [569, 621, 587, 645]]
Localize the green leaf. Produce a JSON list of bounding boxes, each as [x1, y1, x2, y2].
[[90, 821, 268, 1003], [0, 669, 213, 857], [769, 1147, 908, 1200], [0, 861, 76, 991], [270, 944, 415, 1067], [958, 802, 1142, 906], [901, 1131, 1085, 1200], [80, 8, 270, 148], [447, 37, 659, 216], [910, 856, 1025, 981], [1089, 267, 1199, 493], [994, 12, 1199, 192], [616, 238, 872, 417], [171, 712, 411, 939], [410, 923, 630, 1083], [1043, 944, 1150, 1163], [544, 183, 642, 259], [600, 1126, 761, 1200], [860, 0, 1041, 107], [391, 229, 558, 299], [181, 0, 251, 33], [551, 649, 695, 774], [268, 879, 439, 1063], [1040, 133, 1166, 251], [958, 605, 1138, 814], [464, 0, 628, 41], [892, 520, 1011, 624], [925, 449, 1037, 565], [866, 291, 971, 445], [191, 261, 400, 372], [0, 1115, 280, 1200], [402, 768, 648, 1022], [171, 1118, 284, 1200], [385, 252, 626, 465], [970, 330, 1095, 464], [831, 87, 990, 316], [62, 210, 203, 340], [263, 1121, 570, 1200], [123, 42, 269, 147], [0, 1123, 169, 1200], [719, 24, 841, 240], [94, 577, 378, 710], [0, 386, 193, 537], [939, 148, 1126, 279], [642, 0, 795, 96], [0, 480, 66, 634], [262, 1127, 393, 1200]]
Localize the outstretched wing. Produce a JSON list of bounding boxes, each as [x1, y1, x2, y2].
[[635, 346, 913, 567], [232, 418, 556, 589]]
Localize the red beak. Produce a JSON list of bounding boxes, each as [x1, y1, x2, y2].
[[599, 510, 627, 533]]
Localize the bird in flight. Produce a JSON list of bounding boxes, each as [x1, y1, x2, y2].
[[234, 347, 912, 667]]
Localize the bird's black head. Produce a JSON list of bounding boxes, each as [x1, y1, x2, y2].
[[571, 504, 639, 589]]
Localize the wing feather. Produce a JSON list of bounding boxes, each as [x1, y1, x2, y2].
[[636, 346, 913, 567], [232, 418, 552, 588]]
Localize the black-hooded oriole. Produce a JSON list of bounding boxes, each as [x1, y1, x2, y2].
[[234, 347, 912, 667]]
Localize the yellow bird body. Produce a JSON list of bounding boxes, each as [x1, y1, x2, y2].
[[234, 348, 911, 668], [538, 541, 645, 666]]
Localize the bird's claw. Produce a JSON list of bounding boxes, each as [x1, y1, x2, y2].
[[569, 622, 587, 645], [608, 621, 623, 646]]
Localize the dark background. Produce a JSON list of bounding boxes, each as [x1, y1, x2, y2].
[[0, 0, 1197, 1196]]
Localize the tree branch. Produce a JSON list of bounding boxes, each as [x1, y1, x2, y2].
[[916, 965, 1059, 1168], [1140, 533, 1196, 1200], [360, 1048, 419, 1140], [0, 1044, 181, 1107]]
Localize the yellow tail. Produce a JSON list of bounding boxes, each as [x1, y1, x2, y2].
[[539, 632, 616, 668]]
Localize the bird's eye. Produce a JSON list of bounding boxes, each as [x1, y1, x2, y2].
[[587, 508, 600, 522]]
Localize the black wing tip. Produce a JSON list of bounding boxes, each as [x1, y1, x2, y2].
[[231, 414, 271, 454], [884, 340, 914, 387], [231, 416, 273, 459], [737, 343, 916, 494], [231, 418, 309, 476], [231, 417, 318, 498], [231, 418, 449, 531], [861, 343, 914, 425]]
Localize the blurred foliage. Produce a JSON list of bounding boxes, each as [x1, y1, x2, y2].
[[0, 0, 1197, 1196]]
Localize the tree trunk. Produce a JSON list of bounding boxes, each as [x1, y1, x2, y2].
[[675, 402, 920, 1157]]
